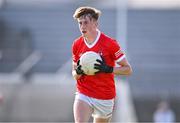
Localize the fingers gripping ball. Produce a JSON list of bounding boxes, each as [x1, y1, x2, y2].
[[75, 60, 85, 75], [79, 51, 102, 75]]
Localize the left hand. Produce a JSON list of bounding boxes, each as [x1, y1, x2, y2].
[[94, 57, 113, 73]]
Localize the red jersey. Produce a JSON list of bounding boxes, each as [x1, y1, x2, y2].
[[72, 31, 125, 99]]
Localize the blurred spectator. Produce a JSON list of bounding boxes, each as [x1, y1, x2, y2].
[[153, 101, 175, 123]]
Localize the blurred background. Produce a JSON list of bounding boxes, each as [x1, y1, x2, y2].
[[0, 0, 180, 122]]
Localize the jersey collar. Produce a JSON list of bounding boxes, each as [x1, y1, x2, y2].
[[83, 29, 101, 48]]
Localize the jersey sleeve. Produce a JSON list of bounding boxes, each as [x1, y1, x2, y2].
[[72, 41, 78, 63], [110, 40, 125, 62]]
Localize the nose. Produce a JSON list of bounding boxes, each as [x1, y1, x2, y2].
[[81, 23, 85, 29], [80, 26, 86, 32]]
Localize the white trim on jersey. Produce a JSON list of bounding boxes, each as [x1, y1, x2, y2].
[[115, 50, 122, 58], [116, 54, 126, 63], [83, 29, 101, 48]]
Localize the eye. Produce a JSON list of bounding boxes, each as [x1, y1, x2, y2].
[[84, 21, 88, 25], [79, 22, 82, 25]]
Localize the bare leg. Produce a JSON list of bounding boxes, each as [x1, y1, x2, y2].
[[93, 116, 112, 123], [73, 99, 93, 123]]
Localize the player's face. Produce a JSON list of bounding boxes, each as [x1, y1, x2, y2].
[[77, 15, 97, 37]]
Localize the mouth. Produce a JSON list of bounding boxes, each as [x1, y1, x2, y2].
[[82, 31, 87, 34]]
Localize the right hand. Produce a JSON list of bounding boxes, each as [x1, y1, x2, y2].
[[75, 60, 85, 75]]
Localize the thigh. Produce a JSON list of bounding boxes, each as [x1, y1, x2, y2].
[[73, 99, 93, 123], [93, 116, 112, 123]]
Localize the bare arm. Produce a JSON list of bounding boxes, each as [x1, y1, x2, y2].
[[113, 58, 132, 75]]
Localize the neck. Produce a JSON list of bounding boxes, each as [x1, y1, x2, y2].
[[85, 30, 98, 44]]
